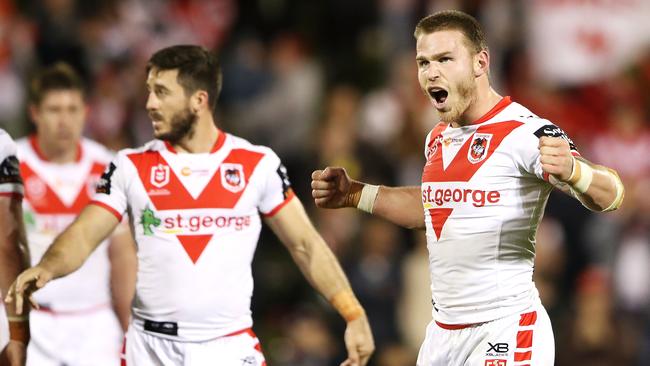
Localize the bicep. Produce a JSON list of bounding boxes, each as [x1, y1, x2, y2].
[[73, 204, 122, 251], [264, 197, 316, 252]]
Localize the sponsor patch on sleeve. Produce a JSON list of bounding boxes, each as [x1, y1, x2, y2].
[[276, 163, 293, 199], [533, 124, 578, 151], [96, 162, 116, 194], [0, 156, 22, 185]]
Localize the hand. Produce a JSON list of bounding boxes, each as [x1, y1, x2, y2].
[[539, 136, 574, 182], [0, 341, 27, 366], [311, 167, 361, 209], [5, 266, 52, 315], [340, 315, 374, 366]]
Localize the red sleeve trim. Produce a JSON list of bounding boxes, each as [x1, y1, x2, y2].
[[571, 151, 581, 157], [262, 190, 296, 218], [0, 192, 23, 200], [89, 200, 123, 221]]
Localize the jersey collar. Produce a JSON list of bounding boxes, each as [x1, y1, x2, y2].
[[29, 134, 83, 163], [164, 129, 226, 154], [472, 96, 512, 125]]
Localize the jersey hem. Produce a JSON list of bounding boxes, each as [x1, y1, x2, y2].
[[90, 200, 123, 221], [261, 191, 295, 217]]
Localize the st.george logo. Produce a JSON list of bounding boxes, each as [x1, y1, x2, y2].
[[151, 164, 170, 188], [221, 163, 245, 193], [468, 133, 492, 164]]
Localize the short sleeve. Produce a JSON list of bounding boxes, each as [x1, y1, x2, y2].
[[258, 151, 295, 217], [515, 121, 580, 181], [0, 131, 23, 197], [90, 153, 129, 220]]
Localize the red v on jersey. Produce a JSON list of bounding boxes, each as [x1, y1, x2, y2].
[[20, 162, 106, 214], [422, 121, 523, 239], [128, 148, 265, 263]]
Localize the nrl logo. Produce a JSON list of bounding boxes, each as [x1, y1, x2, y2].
[[151, 164, 170, 188], [468, 133, 492, 164], [221, 163, 245, 193], [427, 135, 444, 160]]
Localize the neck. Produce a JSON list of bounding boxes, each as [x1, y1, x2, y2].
[[172, 114, 220, 153], [452, 79, 502, 128], [36, 135, 78, 163]]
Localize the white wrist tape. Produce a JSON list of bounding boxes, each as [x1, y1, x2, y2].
[[6, 315, 28, 322], [568, 158, 593, 194], [357, 184, 379, 214]]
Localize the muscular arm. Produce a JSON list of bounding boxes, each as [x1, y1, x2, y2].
[[265, 197, 374, 366], [539, 137, 623, 212], [265, 197, 359, 303], [358, 185, 425, 230], [311, 167, 425, 230], [108, 226, 137, 331], [39, 204, 120, 278], [0, 197, 29, 308], [5, 204, 120, 314], [0, 197, 29, 366], [550, 157, 622, 211]]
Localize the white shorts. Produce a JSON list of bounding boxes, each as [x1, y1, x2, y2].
[[122, 324, 266, 366], [27, 305, 123, 366], [417, 303, 554, 366]]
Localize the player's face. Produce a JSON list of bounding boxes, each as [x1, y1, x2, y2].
[[416, 30, 477, 123], [146, 68, 198, 143], [31, 89, 86, 150]]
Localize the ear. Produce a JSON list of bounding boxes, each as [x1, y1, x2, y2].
[[28, 104, 39, 126], [190, 90, 209, 113], [474, 49, 489, 77]]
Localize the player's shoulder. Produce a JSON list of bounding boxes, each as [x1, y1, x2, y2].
[[0, 129, 17, 158], [80, 138, 115, 163], [117, 139, 165, 157], [499, 101, 565, 136], [226, 133, 279, 160]]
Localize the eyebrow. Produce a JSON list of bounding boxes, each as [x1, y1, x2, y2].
[[146, 81, 171, 92], [416, 51, 453, 61]]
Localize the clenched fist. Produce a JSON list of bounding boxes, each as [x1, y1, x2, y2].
[[538, 136, 574, 182], [311, 167, 362, 209]]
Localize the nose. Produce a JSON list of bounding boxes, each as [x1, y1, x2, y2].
[[426, 65, 441, 81], [146, 92, 159, 112]]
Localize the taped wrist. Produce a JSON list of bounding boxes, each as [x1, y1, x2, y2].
[[567, 157, 593, 193], [330, 290, 364, 322], [8, 316, 29, 343], [357, 184, 379, 214]]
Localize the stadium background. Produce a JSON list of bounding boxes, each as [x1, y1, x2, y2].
[[1, 0, 650, 365]]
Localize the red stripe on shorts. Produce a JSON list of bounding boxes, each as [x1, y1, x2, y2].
[[517, 329, 533, 348], [519, 311, 537, 326], [514, 351, 532, 361]]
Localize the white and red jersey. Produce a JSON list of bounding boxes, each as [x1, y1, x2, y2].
[[91, 131, 294, 341], [0, 129, 23, 198], [421, 97, 579, 325], [0, 129, 22, 349], [16, 136, 115, 311]]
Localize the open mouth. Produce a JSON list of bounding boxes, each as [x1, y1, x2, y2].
[[428, 87, 448, 106]]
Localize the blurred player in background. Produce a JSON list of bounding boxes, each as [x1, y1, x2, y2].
[[0, 129, 30, 366], [311, 10, 624, 366], [15, 63, 136, 366], [8, 46, 374, 366]]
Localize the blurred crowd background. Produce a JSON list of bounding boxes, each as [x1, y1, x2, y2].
[[2, 0, 650, 365]]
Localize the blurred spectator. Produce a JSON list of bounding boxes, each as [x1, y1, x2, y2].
[[3, 1, 650, 364], [556, 267, 639, 366]]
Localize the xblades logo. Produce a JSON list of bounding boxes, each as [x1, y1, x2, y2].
[[487, 342, 509, 353]]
